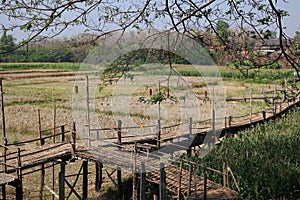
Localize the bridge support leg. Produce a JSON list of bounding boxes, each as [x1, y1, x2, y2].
[[152, 183, 159, 200], [82, 160, 88, 200], [159, 163, 166, 200], [15, 180, 23, 200], [2, 185, 6, 200], [132, 173, 138, 200], [139, 162, 146, 200], [117, 166, 122, 200], [95, 162, 103, 192], [59, 162, 65, 200]]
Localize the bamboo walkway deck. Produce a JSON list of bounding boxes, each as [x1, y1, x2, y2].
[[147, 165, 238, 199]]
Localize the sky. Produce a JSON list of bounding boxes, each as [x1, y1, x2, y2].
[[2, 0, 300, 41], [277, 0, 300, 37]]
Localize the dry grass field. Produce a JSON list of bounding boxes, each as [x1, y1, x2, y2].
[[0, 63, 292, 199]]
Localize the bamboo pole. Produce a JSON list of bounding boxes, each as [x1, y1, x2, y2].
[[59, 162, 65, 200], [273, 83, 277, 120], [187, 164, 192, 198], [250, 83, 252, 125], [132, 173, 138, 200], [0, 79, 6, 139], [52, 105, 56, 200], [159, 163, 166, 200], [117, 120, 122, 147], [117, 166, 122, 199], [38, 109, 45, 200], [95, 162, 103, 191], [140, 162, 146, 200], [72, 122, 76, 154], [82, 160, 88, 200], [176, 161, 182, 200], [16, 148, 23, 200], [157, 119, 161, 149], [2, 137, 7, 200], [86, 75, 91, 147], [204, 173, 207, 200]]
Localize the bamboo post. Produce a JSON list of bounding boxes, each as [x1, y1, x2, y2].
[[0, 79, 6, 139], [187, 164, 192, 198], [52, 104, 56, 200], [2, 137, 7, 200], [82, 160, 88, 200], [95, 162, 103, 191], [117, 120, 122, 147], [177, 161, 183, 200], [250, 83, 252, 125], [72, 122, 76, 154], [211, 86, 215, 140], [229, 116, 232, 136], [59, 162, 65, 200], [38, 109, 45, 200], [2, 137, 7, 173], [61, 125, 65, 142], [159, 163, 166, 200], [132, 173, 138, 200], [132, 142, 138, 200], [117, 166, 122, 199], [152, 184, 159, 200], [204, 173, 207, 200], [16, 148, 23, 200], [86, 75, 91, 147], [53, 104, 56, 143], [96, 130, 99, 141], [189, 117, 193, 136], [157, 119, 161, 149], [273, 83, 277, 120], [293, 97, 296, 110], [262, 111, 266, 122], [187, 117, 192, 156], [39, 163, 45, 200], [37, 109, 44, 145], [140, 162, 146, 200], [193, 166, 198, 199]]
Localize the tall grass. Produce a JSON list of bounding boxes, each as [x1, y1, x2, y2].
[[189, 108, 300, 199]]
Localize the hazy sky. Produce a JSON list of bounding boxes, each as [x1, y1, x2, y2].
[[278, 0, 300, 37], [2, 1, 300, 40]]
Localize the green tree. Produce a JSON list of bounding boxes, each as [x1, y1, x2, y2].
[[295, 31, 300, 55], [0, 28, 15, 50], [0, 28, 16, 62], [216, 20, 230, 46]]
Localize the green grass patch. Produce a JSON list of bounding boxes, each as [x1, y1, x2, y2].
[[0, 62, 82, 70]]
